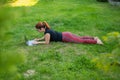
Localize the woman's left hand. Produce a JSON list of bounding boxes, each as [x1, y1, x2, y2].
[[34, 38, 40, 41]]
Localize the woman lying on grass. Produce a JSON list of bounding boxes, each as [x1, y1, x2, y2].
[[33, 21, 103, 45]]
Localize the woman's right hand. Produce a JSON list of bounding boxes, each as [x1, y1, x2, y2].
[[33, 41, 39, 44]]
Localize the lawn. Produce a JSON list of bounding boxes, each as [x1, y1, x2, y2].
[[0, 0, 120, 80]]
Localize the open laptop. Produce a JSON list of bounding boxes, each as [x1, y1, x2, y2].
[[24, 35, 35, 46], [24, 35, 28, 43]]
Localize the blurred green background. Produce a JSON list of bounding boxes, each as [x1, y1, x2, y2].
[[0, 0, 120, 80]]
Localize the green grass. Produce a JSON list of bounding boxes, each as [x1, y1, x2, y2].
[[1, 0, 120, 80]]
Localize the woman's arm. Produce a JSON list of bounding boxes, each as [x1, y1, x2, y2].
[[33, 33, 50, 45], [34, 36, 45, 41]]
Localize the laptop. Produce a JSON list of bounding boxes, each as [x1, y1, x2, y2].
[[24, 35, 35, 46], [24, 35, 28, 43]]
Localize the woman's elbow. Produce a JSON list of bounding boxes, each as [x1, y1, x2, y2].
[[45, 41, 50, 44]]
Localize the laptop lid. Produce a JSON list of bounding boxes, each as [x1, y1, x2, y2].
[[24, 35, 28, 43]]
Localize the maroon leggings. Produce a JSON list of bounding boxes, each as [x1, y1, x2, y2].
[[62, 32, 97, 44]]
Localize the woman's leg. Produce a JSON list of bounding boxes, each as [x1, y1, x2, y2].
[[62, 32, 75, 42], [72, 34, 94, 39], [62, 32, 97, 44]]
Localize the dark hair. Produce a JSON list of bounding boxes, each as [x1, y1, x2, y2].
[[35, 21, 50, 29], [35, 22, 45, 29]]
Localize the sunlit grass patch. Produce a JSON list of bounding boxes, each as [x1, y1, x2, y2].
[[10, 0, 38, 7]]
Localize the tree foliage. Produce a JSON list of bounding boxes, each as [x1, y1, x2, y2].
[[0, 0, 17, 4], [0, 1, 25, 80], [97, 0, 108, 2]]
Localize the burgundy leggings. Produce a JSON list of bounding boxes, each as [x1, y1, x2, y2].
[[62, 32, 97, 44]]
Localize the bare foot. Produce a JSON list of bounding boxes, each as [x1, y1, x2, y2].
[[94, 37, 99, 40], [94, 37, 103, 45]]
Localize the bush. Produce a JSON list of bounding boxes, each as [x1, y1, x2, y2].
[[97, 0, 108, 2], [0, 1, 26, 80], [108, 0, 120, 6], [111, 0, 120, 1], [102, 32, 120, 44], [0, 0, 16, 4]]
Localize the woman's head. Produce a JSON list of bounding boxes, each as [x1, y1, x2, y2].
[[35, 21, 50, 30], [35, 22, 45, 30]]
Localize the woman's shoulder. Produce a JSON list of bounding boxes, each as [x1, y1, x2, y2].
[[45, 29, 54, 33], [46, 29, 55, 32], [46, 29, 51, 31]]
